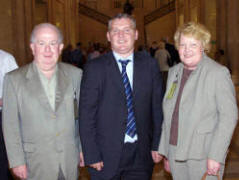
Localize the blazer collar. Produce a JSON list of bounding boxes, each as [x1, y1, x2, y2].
[[25, 63, 53, 112], [105, 51, 144, 98], [178, 54, 208, 75], [106, 52, 125, 97], [132, 52, 146, 97], [25, 62, 70, 112], [55, 63, 70, 111]]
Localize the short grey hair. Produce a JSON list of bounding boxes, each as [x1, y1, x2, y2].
[[108, 13, 136, 31], [30, 23, 63, 43]]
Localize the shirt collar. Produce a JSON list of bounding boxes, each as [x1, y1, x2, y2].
[[33, 61, 58, 81], [113, 51, 134, 62]]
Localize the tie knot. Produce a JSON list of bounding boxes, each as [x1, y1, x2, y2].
[[119, 60, 130, 68]]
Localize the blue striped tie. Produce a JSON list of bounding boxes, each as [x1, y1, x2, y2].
[[119, 60, 136, 138]]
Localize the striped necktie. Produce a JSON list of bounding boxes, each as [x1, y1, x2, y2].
[[119, 60, 137, 138]]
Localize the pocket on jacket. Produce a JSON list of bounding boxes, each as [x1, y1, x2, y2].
[[188, 133, 207, 159], [196, 120, 216, 134], [23, 143, 36, 153]]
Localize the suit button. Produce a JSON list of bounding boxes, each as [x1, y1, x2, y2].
[[52, 114, 56, 119]]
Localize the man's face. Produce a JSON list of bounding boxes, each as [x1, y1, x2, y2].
[[107, 18, 138, 58], [30, 27, 63, 73]]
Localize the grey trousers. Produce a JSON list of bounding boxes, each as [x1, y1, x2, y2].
[[168, 145, 224, 180]]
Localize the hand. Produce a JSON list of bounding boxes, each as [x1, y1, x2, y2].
[[0, 98, 2, 107], [12, 165, 27, 179], [151, 151, 163, 163], [164, 158, 171, 173], [207, 159, 220, 175], [89, 161, 104, 171], [79, 152, 85, 167]]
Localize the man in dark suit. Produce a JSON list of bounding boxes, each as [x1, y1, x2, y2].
[[79, 13, 164, 180]]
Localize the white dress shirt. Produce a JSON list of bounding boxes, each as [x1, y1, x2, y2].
[[113, 51, 138, 143], [0, 50, 18, 109]]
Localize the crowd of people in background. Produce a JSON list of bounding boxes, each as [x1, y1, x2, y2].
[[61, 37, 180, 73], [61, 42, 110, 69]]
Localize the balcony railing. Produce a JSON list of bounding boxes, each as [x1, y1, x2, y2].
[[144, 0, 175, 25], [79, 1, 175, 26], [78, 2, 111, 26]]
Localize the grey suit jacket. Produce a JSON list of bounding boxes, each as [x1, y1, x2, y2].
[[158, 55, 238, 163], [2, 62, 82, 180]]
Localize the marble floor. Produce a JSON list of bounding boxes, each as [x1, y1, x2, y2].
[[79, 122, 239, 180]]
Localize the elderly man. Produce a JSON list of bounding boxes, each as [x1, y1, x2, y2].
[[2, 23, 84, 180], [0, 49, 18, 179], [79, 13, 164, 180]]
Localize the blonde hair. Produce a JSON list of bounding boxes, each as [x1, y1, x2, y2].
[[174, 22, 211, 52]]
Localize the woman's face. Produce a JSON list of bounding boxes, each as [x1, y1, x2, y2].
[[178, 34, 203, 70]]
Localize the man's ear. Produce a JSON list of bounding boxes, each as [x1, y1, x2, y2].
[[135, 30, 139, 40], [30, 43, 35, 55], [59, 43, 64, 52], [106, 32, 111, 42]]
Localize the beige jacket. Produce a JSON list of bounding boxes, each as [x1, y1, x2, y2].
[[158, 55, 238, 163], [3, 62, 82, 180]]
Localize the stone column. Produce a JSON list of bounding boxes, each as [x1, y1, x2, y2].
[[11, 0, 34, 66], [216, 0, 227, 66], [226, 0, 239, 86], [183, 0, 190, 22], [47, 0, 79, 48], [64, 0, 79, 47], [175, 0, 185, 26]]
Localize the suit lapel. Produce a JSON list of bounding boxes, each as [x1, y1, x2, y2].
[[55, 64, 70, 112], [106, 52, 125, 96], [106, 52, 145, 99], [132, 52, 145, 98], [26, 63, 53, 112]]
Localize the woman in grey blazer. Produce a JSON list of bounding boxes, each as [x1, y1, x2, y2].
[[158, 22, 238, 180]]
